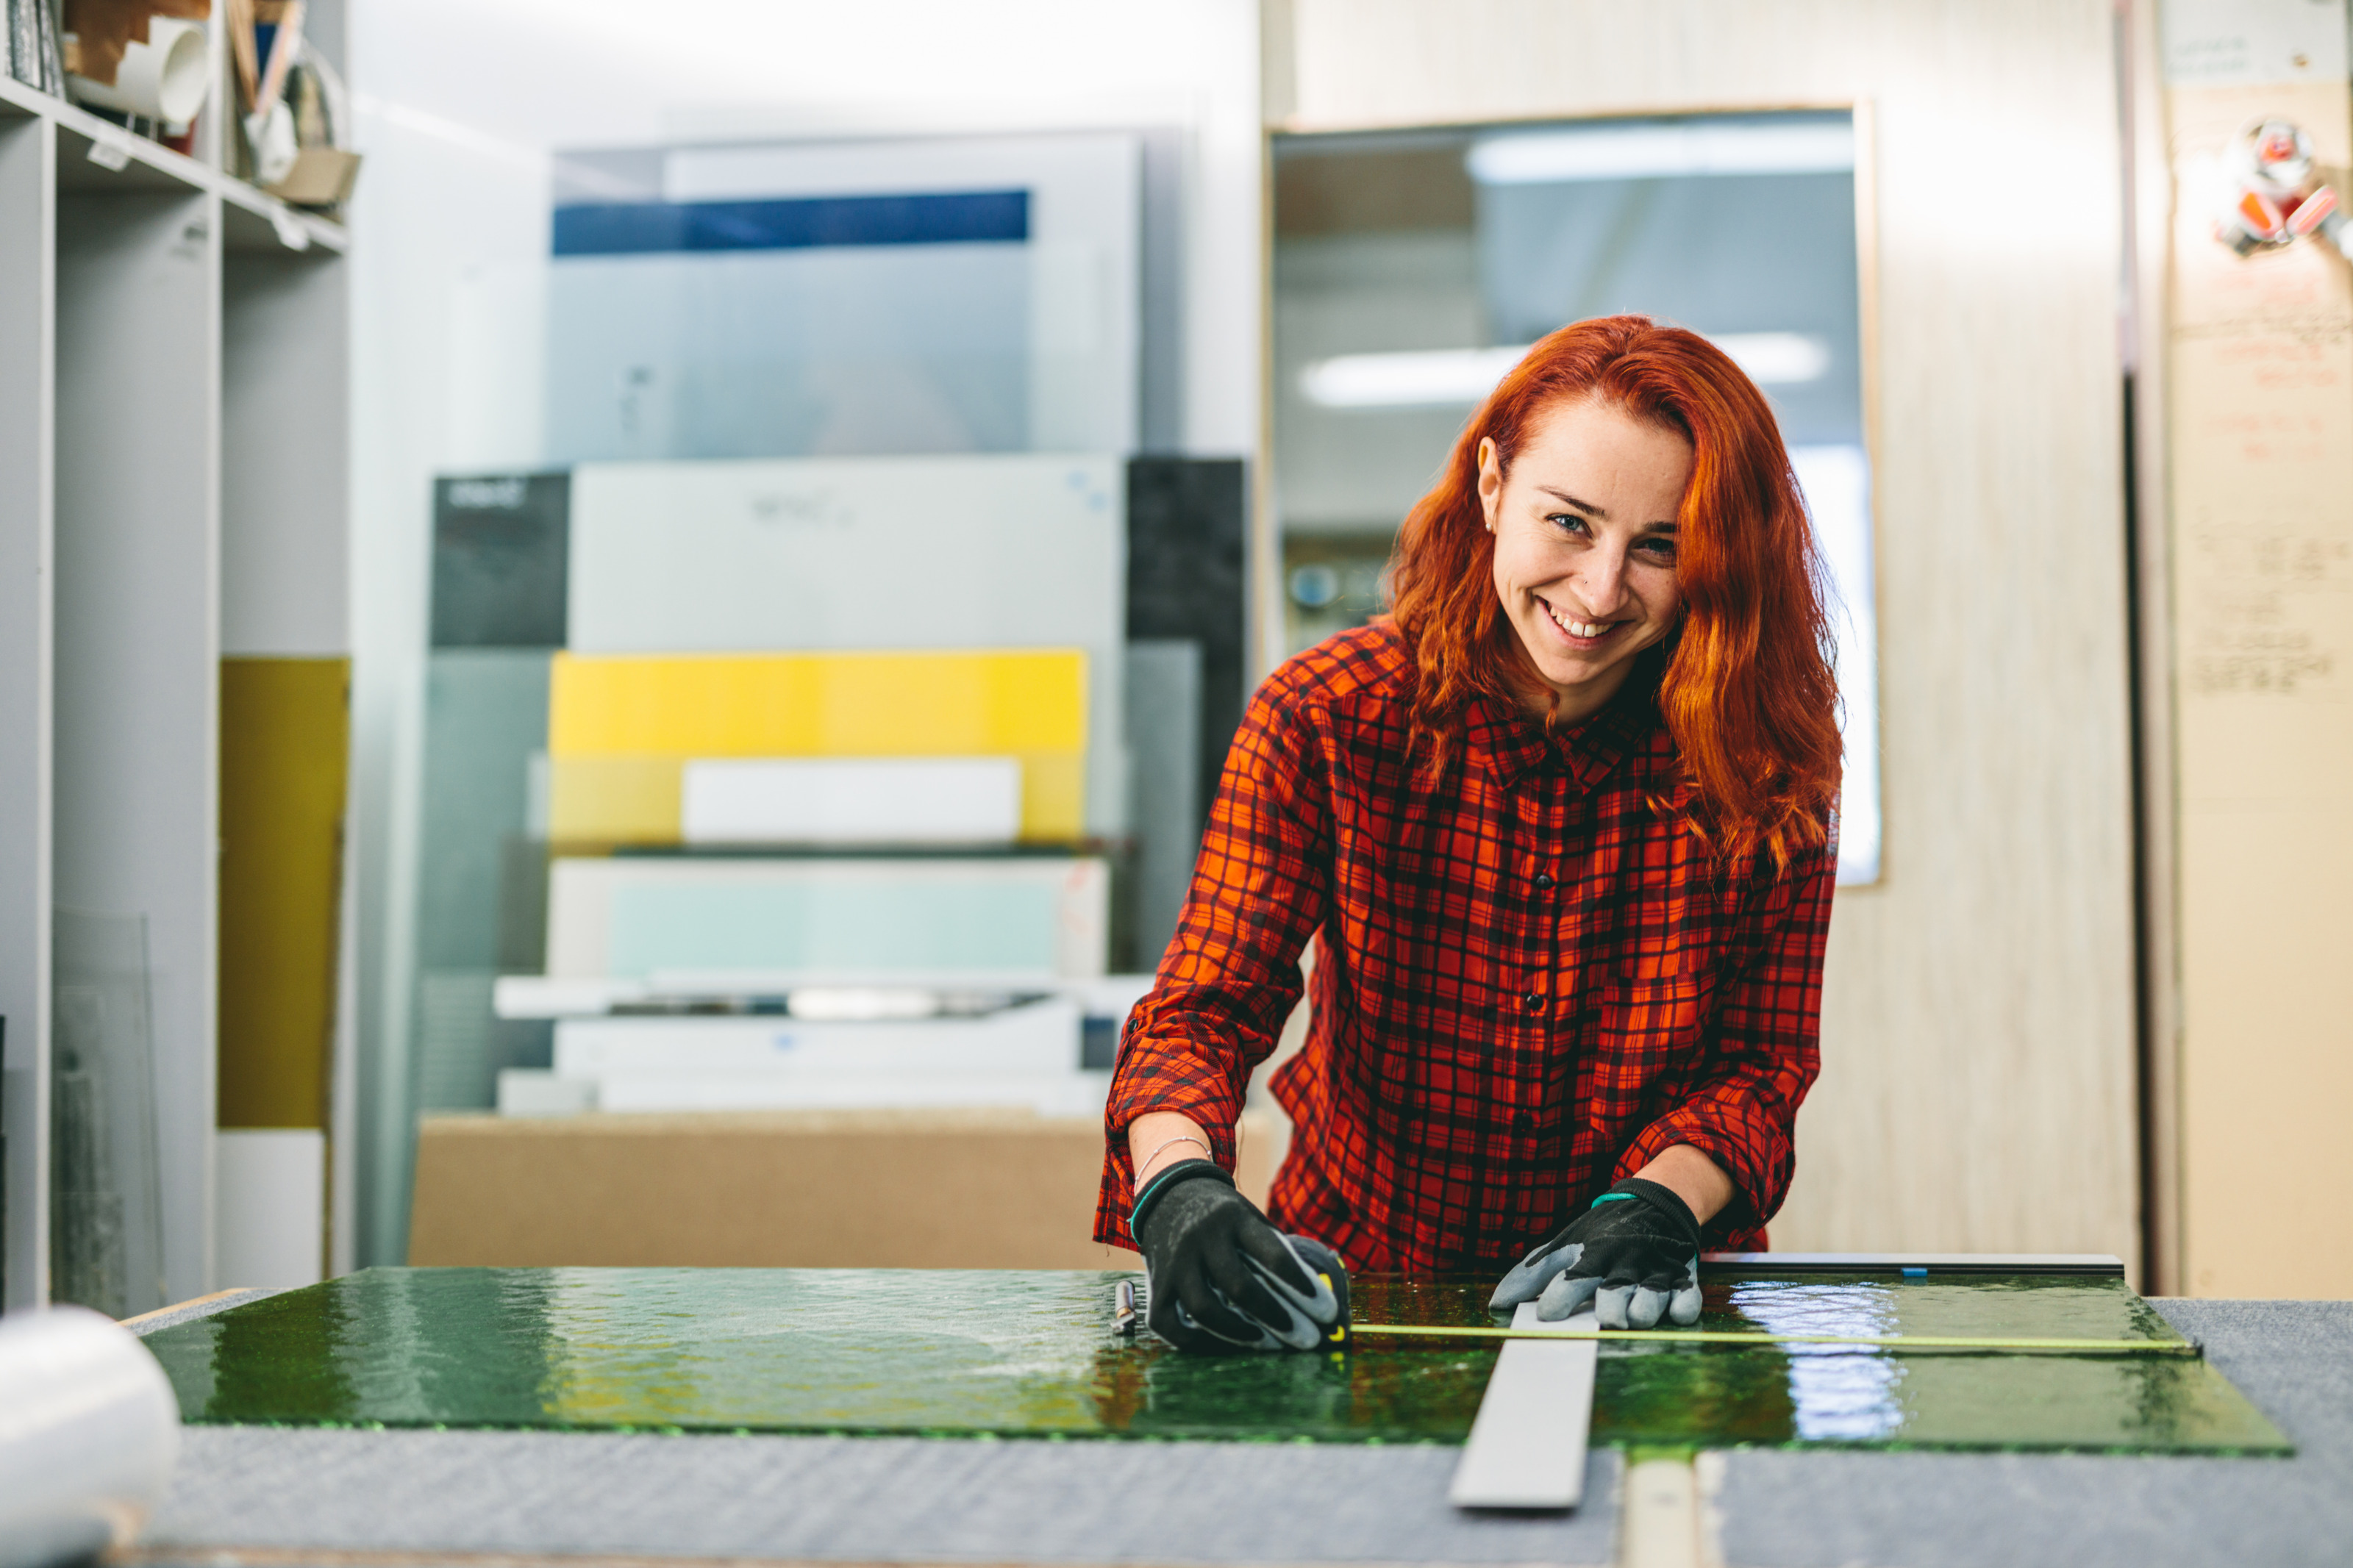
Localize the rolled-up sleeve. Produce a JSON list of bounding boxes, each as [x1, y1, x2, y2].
[[1618, 834, 1835, 1237], [1093, 670, 1333, 1247]]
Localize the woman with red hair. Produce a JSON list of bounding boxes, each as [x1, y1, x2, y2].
[[1101, 315, 1843, 1350]]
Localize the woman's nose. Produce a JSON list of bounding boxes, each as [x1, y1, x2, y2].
[[1577, 549, 1629, 612]]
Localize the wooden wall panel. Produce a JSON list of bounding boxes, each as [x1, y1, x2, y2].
[[1276, 0, 2140, 1263], [2163, 69, 2353, 1299]]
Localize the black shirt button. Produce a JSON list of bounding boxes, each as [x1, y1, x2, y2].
[[1522, 992, 1542, 1011], [1535, 872, 1555, 889]]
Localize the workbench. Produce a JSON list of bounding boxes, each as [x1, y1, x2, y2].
[[121, 1271, 2350, 1568]]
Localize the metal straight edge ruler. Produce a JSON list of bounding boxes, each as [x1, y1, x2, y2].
[[1449, 1301, 1597, 1511]]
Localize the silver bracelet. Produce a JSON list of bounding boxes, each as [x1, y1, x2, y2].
[[1135, 1133, 1212, 1185]]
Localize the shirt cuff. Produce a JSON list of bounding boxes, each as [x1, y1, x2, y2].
[[1095, 1066, 1249, 1250], [1618, 1108, 1790, 1239]]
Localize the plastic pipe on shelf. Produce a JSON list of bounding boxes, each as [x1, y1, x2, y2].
[[65, 17, 210, 123]]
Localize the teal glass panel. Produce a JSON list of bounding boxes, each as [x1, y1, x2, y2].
[[417, 651, 551, 976], [606, 877, 1064, 977], [138, 1267, 2290, 1455]]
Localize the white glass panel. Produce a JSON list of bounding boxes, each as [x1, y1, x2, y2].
[[681, 757, 1023, 846]]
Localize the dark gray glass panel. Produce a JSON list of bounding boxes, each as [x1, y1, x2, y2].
[[431, 473, 571, 649], [1126, 456, 1246, 815]]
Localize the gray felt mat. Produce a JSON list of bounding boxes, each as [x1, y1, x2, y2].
[[140, 1428, 1623, 1566], [1711, 1299, 2352, 1568]]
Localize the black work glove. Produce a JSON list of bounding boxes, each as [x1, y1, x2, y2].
[[1130, 1159, 1345, 1353], [1488, 1177, 1704, 1328]]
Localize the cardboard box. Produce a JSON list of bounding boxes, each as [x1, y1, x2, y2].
[[268, 148, 362, 210], [409, 1107, 1277, 1269]]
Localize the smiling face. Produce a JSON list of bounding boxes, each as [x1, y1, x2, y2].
[[1481, 394, 1693, 725]]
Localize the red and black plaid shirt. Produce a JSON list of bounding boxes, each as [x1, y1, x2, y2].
[[1096, 619, 1835, 1269]]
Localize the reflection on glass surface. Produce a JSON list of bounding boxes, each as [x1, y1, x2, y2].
[[1282, 534, 1393, 657], [1726, 1278, 1906, 1442], [1299, 332, 1830, 409], [1466, 120, 1857, 185], [1789, 445, 1879, 879], [1272, 112, 1881, 882]]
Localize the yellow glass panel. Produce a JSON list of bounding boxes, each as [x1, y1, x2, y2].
[[1011, 752, 1084, 842], [548, 650, 1088, 759], [547, 755, 684, 844], [218, 657, 351, 1131]]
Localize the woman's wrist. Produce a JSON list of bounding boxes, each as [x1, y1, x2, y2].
[[1631, 1144, 1735, 1228], [1128, 1111, 1214, 1193], [1136, 1133, 1212, 1184]]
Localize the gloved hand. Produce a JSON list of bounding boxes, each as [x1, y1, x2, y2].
[[1488, 1177, 1704, 1329], [1131, 1159, 1346, 1353]]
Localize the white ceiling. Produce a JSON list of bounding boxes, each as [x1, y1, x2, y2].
[[349, 0, 1257, 151]]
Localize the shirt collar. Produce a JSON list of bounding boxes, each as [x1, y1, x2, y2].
[[1465, 676, 1656, 792]]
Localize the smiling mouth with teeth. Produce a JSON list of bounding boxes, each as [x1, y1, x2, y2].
[[1543, 600, 1613, 640]]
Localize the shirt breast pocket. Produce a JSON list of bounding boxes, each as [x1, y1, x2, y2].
[[1604, 952, 1704, 1034], [1615, 941, 1690, 984], [1610, 885, 1696, 983], [1582, 950, 1710, 1148], [1602, 893, 1707, 1044]]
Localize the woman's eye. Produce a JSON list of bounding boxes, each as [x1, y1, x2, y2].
[[1546, 512, 1591, 535], [1635, 537, 1678, 565]]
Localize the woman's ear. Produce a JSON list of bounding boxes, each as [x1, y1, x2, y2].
[[1477, 437, 1503, 534]]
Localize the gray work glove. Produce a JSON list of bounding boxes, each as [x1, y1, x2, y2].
[[1489, 1177, 1704, 1328], [1130, 1160, 1346, 1353]]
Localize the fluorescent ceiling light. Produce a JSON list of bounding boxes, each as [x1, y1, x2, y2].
[[1717, 332, 1832, 384], [1297, 346, 1531, 409], [1297, 333, 1830, 409], [1467, 121, 1854, 185]]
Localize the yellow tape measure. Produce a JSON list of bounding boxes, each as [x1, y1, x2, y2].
[[1349, 1322, 2200, 1356]]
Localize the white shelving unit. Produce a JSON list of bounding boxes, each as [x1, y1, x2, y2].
[[0, 24, 349, 1311]]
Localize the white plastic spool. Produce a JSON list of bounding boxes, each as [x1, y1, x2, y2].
[[66, 17, 211, 126], [0, 1307, 180, 1568]]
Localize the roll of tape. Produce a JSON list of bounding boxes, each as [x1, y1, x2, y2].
[[0, 1308, 179, 1568], [66, 18, 212, 126]]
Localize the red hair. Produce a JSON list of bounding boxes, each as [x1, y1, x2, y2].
[[1386, 315, 1841, 872]]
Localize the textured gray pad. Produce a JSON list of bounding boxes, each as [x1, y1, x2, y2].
[[1713, 1299, 2352, 1568], [143, 1428, 1622, 1566]]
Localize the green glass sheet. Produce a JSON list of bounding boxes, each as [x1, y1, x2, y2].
[[140, 1267, 2289, 1455]]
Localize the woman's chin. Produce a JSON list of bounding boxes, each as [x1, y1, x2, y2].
[[1524, 651, 1640, 713]]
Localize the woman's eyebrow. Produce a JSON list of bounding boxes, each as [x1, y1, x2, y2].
[[1536, 485, 1606, 517]]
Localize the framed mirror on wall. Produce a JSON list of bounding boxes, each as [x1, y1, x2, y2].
[[1270, 110, 1880, 884]]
